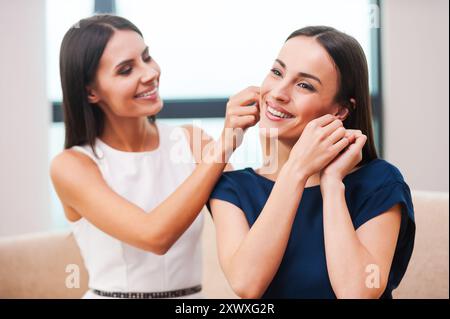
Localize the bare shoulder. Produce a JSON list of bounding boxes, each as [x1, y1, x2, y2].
[[50, 149, 99, 184], [50, 149, 104, 208], [50, 149, 103, 221]]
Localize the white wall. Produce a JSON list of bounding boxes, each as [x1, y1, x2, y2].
[[382, 0, 449, 192], [0, 0, 51, 236]]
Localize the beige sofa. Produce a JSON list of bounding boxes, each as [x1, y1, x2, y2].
[[0, 191, 448, 299]]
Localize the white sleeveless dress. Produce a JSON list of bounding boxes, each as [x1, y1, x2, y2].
[[69, 122, 204, 298]]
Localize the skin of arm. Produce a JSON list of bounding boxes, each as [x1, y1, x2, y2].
[[50, 87, 260, 255], [320, 131, 401, 298], [321, 180, 401, 298], [51, 137, 229, 255], [181, 125, 234, 172]]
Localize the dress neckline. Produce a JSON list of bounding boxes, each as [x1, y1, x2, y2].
[[246, 158, 381, 188], [96, 122, 162, 157]]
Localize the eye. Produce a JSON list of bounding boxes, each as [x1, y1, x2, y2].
[[270, 68, 282, 77], [143, 55, 152, 63], [297, 82, 315, 91], [118, 66, 132, 75]]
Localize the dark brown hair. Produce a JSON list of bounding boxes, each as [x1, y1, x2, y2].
[[59, 14, 154, 156], [287, 26, 378, 165]]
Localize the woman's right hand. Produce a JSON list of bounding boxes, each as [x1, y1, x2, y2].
[[287, 114, 352, 180], [220, 86, 261, 154]]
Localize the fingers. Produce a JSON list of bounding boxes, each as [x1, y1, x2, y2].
[[349, 133, 367, 150], [221, 87, 261, 152], [313, 114, 336, 127], [344, 129, 362, 144], [229, 105, 259, 117], [331, 136, 351, 153], [232, 115, 259, 129], [225, 87, 261, 131], [332, 132, 367, 155], [344, 129, 361, 143], [228, 86, 260, 107], [345, 129, 362, 138], [343, 134, 367, 164], [322, 119, 344, 136], [328, 126, 346, 144]]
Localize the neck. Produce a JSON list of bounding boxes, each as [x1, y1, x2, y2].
[[100, 115, 158, 152], [258, 134, 321, 187]]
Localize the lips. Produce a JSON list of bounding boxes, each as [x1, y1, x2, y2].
[[134, 82, 159, 99], [265, 101, 294, 120]]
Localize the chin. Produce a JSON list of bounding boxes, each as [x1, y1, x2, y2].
[[139, 98, 164, 117], [258, 114, 288, 136], [258, 118, 303, 143], [258, 121, 284, 139]]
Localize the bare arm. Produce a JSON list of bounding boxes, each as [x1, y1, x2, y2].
[[182, 124, 234, 172], [320, 131, 401, 298], [51, 87, 260, 255], [321, 179, 401, 298], [51, 144, 228, 255]]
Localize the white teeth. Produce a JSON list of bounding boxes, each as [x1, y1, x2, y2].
[[136, 87, 158, 98], [267, 106, 293, 119]]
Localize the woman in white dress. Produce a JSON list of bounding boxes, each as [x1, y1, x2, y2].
[[50, 14, 260, 298]]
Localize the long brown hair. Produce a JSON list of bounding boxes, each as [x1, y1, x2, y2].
[[287, 26, 378, 165], [59, 14, 155, 156]]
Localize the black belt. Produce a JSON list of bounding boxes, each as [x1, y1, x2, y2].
[[92, 284, 202, 299]]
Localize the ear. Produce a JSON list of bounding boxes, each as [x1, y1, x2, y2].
[[86, 86, 101, 104], [334, 98, 355, 121]]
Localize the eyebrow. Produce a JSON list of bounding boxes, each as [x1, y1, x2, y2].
[[275, 59, 322, 85], [115, 46, 149, 69]]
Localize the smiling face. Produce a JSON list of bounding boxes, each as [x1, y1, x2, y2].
[[87, 29, 163, 118], [259, 36, 347, 143]]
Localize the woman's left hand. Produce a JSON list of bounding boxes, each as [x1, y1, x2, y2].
[[320, 130, 367, 183]]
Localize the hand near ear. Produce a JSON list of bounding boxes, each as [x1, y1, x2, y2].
[[320, 129, 367, 183]]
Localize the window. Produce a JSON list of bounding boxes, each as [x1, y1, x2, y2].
[[116, 0, 374, 99]]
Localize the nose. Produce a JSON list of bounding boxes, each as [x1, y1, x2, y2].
[[270, 81, 290, 103], [141, 64, 159, 84]]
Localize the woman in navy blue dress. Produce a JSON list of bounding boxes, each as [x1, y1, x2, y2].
[[208, 26, 415, 299]]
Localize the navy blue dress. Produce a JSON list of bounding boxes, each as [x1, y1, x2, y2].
[[208, 159, 415, 299]]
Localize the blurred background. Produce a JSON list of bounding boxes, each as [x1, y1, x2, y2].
[[0, 0, 448, 238]]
